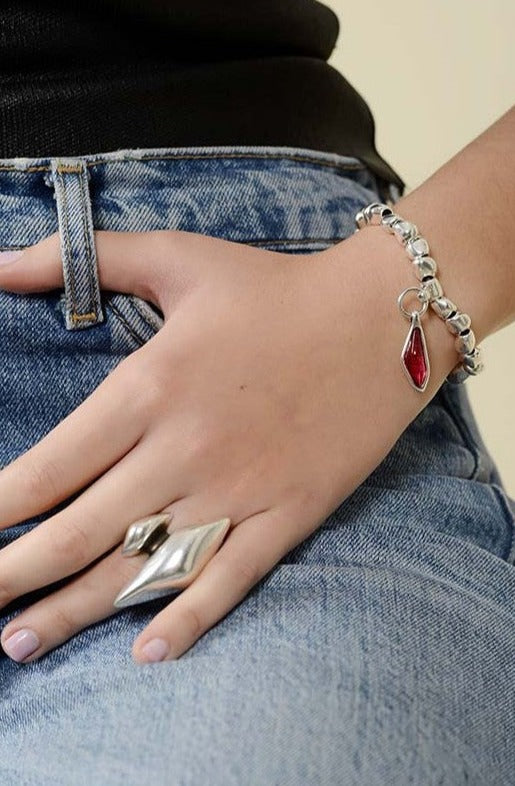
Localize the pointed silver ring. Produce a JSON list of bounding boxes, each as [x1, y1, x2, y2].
[[113, 513, 232, 609]]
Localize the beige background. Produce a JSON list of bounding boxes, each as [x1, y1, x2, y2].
[[325, 0, 515, 496]]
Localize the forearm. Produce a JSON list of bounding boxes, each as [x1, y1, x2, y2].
[[387, 104, 515, 342], [316, 105, 515, 414]]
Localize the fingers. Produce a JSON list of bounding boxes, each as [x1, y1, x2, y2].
[[0, 499, 273, 664], [0, 354, 148, 527], [0, 432, 186, 605], [0, 546, 148, 663], [0, 230, 155, 303], [0, 500, 307, 665], [0, 229, 195, 314], [132, 504, 303, 663]]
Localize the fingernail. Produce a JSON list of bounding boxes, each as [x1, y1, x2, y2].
[[0, 249, 24, 265], [139, 637, 169, 663], [2, 628, 40, 662]]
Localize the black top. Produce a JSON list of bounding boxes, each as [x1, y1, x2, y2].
[[0, 0, 405, 190]]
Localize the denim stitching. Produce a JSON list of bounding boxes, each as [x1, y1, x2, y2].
[[0, 165, 48, 172], [438, 383, 481, 480], [56, 164, 83, 174], [91, 152, 364, 171], [109, 295, 161, 343], [54, 161, 100, 325], [105, 300, 146, 347], [2, 237, 341, 253], [71, 311, 97, 323], [55, 167, 78, 320], [129, 297, 163, 329], [0, 151, 365, 175], [76, 167, 98, 322], [248, 237, 344, 246], [490, 484, 515, 565]]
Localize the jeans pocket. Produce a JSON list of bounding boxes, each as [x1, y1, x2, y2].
[[103, 292, 164, 349], [281, 470, 515, 567], [247, 238, 337, 254], [366, 394, 479, 483], [0, 241, 163, 351], [437, 379, 506, 485]]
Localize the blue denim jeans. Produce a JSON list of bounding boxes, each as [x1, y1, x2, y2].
[[0, 145, 514, 786]]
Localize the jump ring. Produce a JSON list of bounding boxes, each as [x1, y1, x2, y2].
[[397, 286, 429, 320]]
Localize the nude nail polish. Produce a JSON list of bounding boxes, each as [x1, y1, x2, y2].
[[0, 249, 24, 265], [139, 638, 169, 662], [2, 628, 40, 661]]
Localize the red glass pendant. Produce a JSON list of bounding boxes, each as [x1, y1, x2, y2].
[[401, 312, 430, 391]]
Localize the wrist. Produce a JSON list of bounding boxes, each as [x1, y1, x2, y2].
[[388, 107, 515, 342], [389, 192, 505, 344], [313, 226, 458, 411]]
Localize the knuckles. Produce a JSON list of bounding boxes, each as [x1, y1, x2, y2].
[[233, 556, 262, 589], [114, 350, 170, 418], [49, 518, 92, 571], [0, 575, 14, 608], [23, 456, 64, 510], [224, 550, 262, 590], [177, 603, 204, 642], [51, 603, 78, 640]]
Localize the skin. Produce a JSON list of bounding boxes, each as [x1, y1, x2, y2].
[[0, 105, 513, 665]]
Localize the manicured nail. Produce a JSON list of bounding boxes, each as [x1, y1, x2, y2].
[[2, 628, 40, 662], [139, 637, 169, 663], [0, 249, 24, 265]]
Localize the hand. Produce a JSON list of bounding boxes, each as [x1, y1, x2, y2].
[[0, 227, 426, 664]]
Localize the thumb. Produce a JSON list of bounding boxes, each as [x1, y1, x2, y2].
[[0, 229, 185, 310]]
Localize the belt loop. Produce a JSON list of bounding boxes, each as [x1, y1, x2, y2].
[[49, 157, 104, 330]]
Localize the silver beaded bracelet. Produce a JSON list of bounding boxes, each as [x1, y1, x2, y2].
[[354, 201, 484, 392]]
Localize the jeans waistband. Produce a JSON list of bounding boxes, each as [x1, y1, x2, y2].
[[0, 143, 401, 201], [0, 143, 395, 333]]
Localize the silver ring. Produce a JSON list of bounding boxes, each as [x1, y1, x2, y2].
[[113, 513, 232, 608]]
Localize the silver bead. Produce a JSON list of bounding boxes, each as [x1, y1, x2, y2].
[[455, 329, 476, 355], [421, 276, 444, 301], [463, 346, 484, 374], [366, 202, 393, 225], [412, 256, 437, 281], [406, 236, 430, 259], [355, 209, 367, 229], [381, 213, 401, 232], [357, 202, 485, 382], [431, 297, 458, 320], [467, 359, 484, 376], [446, 311, 472, 335], [361, 203, 380, 223], [392, 219, 419, 245]]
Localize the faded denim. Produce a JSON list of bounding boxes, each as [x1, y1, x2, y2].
[[0, 145, 514, 786]]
